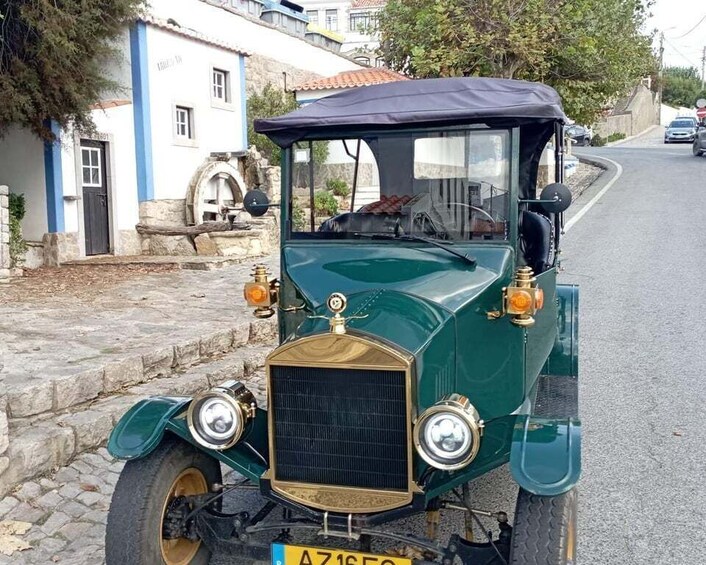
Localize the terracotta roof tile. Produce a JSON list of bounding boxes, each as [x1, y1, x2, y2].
[[296, 67, 408, 91], [90, 99, 132, 110], [350, 0, 387, 9]]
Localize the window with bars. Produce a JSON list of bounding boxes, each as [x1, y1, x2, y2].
[[81, 147, 102, 186], [175, 106, 193, 139], [212, 68, 230, 102], [306, 10, 318, 25], [325, 9, 338, 31]]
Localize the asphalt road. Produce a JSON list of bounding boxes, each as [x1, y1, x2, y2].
[[214, 126, 706, 564]]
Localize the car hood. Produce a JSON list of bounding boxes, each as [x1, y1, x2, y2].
[[283, 242, 514, 355], [667, 127, 695, 133]]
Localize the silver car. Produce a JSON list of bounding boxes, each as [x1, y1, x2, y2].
[[664, 118, 697, 143]]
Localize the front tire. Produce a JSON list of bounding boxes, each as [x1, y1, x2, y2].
[[508, 488, 577, 565], [106, 436, 222, 565], [693, 141, 704, 156]]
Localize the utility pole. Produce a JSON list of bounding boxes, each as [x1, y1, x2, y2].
[[702, 45, 705, 91], [658, 33, 665, 123]]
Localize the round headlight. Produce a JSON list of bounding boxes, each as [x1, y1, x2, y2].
[[414, 395, 483, 470], [187, 381, 255, 450]]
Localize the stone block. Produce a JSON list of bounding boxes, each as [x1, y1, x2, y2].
[[0, 185, 8, 195], [58, 521, 92, 542], [194, 233, 220, 256], [244, 349, 269, 376], [149, 234, 196, 256], [0, 409, 7, 455], [199, 330, 234, 357], [130, 372, 210, 397], [7, 380, 54, 417], [14, 480, 41, 501], [174, 339, 200, 368], [40, 511, 72, 535], [57, 410, 114, 452], [0, 423, 75, 497], [139, 199, 187, 225], [232, 322, 251, 348], [91, 395, 147, 425], [142, 347, 175, 379], [53, 367, 104, 410], [0, 457, 8, 477], [118, 229, 142, 255], [103, 356, 144, 392], [250, 318, 278, 344], [0, 195, 7, 209]]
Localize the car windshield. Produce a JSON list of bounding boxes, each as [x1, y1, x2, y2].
[[670, 120, 694, 128], [288, 128, 511, 242]]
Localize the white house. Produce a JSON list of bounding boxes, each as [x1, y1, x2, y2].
[[0, 16, 249, 264], [0, 0, 367, 266]]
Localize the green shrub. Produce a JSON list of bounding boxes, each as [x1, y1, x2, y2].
[[8, 193, 27, 266], [606, 132, 626, 143], [591, 134, 606, 147], [313, 190, 338, 217], [326, 178, 350, 198], [292, 201, 307, 231]]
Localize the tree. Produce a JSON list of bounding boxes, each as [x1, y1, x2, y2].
[[0, 0, 143, 141], [661, 66, 706, 108], [247, 83, 328, 166], [378, 0, 656, 125]]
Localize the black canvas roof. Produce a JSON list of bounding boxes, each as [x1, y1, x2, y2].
[[255, 77, 568, 146]]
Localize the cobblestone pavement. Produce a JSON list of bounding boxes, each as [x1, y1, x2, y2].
[[0, 447, 121, 565]]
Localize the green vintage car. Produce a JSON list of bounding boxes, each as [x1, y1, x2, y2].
[[105, 77, 581, 565]]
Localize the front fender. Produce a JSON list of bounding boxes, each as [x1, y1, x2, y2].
[[542, 284, 579, 378], [510, 415, 581, 496], [108, 396, 190, 460]]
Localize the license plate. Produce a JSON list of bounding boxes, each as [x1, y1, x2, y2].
[[272, 543, 412, 565]]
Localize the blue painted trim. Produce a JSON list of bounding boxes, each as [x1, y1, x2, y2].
[[130, 21, 154, 202], [239, 54, 248, 149], [43, 120, 65, 233], [296, 98, 322, 105]]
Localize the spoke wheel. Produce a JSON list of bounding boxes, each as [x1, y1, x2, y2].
[[160, 468, 208, 565]]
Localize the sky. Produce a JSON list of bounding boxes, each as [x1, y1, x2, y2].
[[647, 0, 706, 71]]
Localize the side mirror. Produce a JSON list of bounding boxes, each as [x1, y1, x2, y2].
[[243, 189, 271, 217], [539, 183, 572, 214]]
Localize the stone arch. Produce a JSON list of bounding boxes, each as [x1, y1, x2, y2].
[[186, 160, 246, 225]]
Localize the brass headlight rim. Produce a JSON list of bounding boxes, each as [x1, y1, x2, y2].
[[186, 390, 248, 451], [413, 397, 483, 471]]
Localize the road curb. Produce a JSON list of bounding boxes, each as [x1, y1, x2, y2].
[[564, 154, 623, 232], [605, 124, 658, 147]]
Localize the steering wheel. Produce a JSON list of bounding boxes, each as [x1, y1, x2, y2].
[[447, 202, 497, 225]]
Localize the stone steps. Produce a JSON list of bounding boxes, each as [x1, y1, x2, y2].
[[1, 329, 276, 497]]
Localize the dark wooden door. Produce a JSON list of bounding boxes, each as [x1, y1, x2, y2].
[[81, 141, 110, 255]]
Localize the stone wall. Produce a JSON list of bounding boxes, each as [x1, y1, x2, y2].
[[594, 85, 659, 138], [245, 53, 321, 94], [0, 185, 9, 281], [42, 232, 81, 267]]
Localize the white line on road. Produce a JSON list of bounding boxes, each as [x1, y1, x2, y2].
[[564, 156, 623, 233]]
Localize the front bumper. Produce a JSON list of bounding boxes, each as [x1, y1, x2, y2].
[[665, 133, 696, 142]]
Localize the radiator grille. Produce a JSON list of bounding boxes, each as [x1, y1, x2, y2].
[[270, 365, 408, 491]]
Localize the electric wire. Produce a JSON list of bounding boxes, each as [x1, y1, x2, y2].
[[668, 14, 706, 39]]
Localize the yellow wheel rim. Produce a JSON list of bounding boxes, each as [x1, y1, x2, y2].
[[566, 507, 576, 564], [160, 468, 208, 565]]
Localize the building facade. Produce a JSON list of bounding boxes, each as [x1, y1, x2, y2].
[[295, 0, 386, 65], [0, 0, 366, 267]]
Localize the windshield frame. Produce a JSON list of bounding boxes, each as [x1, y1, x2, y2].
[[280, 125, 521, 249]]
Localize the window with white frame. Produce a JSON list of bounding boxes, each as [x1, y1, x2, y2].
[[349, 12, 370, 32], [325, 9, 338, 31], [81, 147, 102, 186], [212, 68, 230, 102], [175, 106, 193, 139], [306, 10, 318, 25]]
